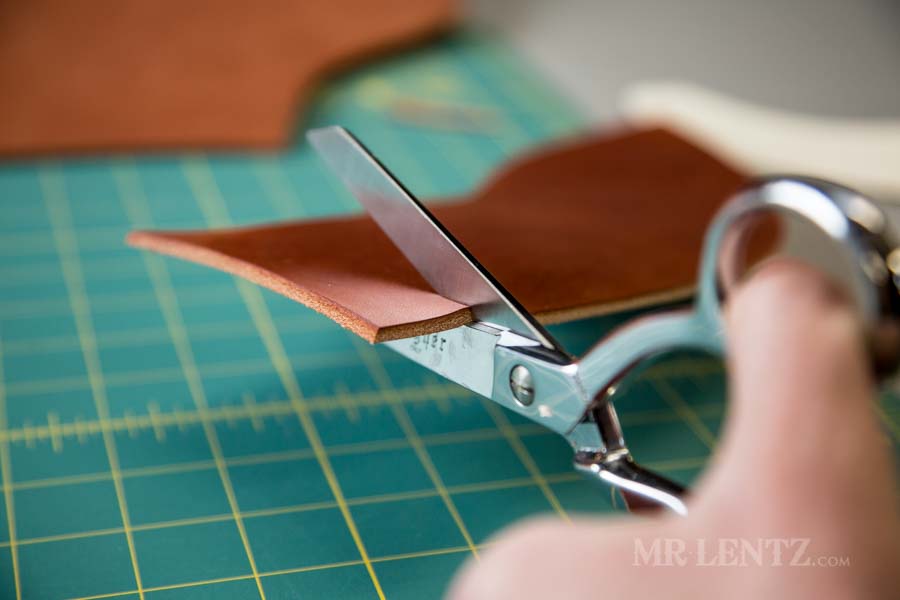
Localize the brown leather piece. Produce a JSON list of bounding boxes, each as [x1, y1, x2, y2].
[[130, 217, 475, 342], [128, 127, 748, 342], [0, 0, 455, 155]]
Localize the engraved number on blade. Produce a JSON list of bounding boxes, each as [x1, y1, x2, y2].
[[411, 334, 447, 354], [409, 333, 454, 371], [384, 324, 500, 398]]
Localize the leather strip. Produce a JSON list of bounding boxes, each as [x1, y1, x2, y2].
[[128, 127, 748, 342], [0, 0, 455, 155]]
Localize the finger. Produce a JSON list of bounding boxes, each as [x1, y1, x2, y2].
[[447, 261, 900, 600], [446, 517, 703, 600], [697, 260, 897, 522]]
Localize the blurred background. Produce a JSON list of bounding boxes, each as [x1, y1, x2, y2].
[[471, 0, 900, 223], [471, 0, 900, 119]]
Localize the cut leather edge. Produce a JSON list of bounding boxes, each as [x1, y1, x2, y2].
[[126, 230, 473, 343]]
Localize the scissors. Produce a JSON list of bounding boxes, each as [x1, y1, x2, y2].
[[307, 126, 900, 515]]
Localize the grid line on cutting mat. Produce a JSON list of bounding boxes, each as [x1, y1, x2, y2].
[[183, 154, 388, 598], [116, 161, 268, 599], [258, 147, 481, 562], [0, 369, 728, 451], [2, 459, 713, 554], [40, 167, 147, 599], [0, 392, 724, 497], [0, 338, 23, 599]]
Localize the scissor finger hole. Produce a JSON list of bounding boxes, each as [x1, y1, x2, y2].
[[715, 208, 869, 313]]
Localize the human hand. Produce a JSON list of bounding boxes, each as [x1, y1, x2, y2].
[[449, 261, 900, 599]]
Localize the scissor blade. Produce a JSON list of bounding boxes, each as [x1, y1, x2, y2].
[[307, 125, 561, 351], [385, 323, 502, 398]]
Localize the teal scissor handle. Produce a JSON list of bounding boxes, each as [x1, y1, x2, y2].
[[571, 177, 900, 514]]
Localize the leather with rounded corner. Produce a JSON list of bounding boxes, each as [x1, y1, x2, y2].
[[128, 127, 747, 342]]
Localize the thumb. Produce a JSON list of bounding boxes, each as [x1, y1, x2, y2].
[[696, 260, 897, 522]]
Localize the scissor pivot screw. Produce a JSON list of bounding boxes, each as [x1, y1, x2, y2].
[[509, 365, 535, 406]]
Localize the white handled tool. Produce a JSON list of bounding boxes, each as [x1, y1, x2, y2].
[[621, 82, 900, 204]]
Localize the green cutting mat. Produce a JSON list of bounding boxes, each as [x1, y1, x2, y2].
[[1, 32, 897, 600]]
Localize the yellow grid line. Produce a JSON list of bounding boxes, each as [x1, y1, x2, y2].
[[0, 428, 447, 490], [2, 313, 329, 356], [185, 156, 386, 599], [351, 339, 480, 560], [0, 337, 21, 598], [0, 284, 238, 319], [14, 526, 126, 548], [256, 155, 483, 563], [0, 425, 541, 494], [0, 356, 726, 443], [2, 342, 720, 397], [0, 383, 731, 447], [0, 255, 138, 282], [13, 307, 735, 359], [260, 151, 495, 562], [5, 477, 534, 549], [236, 279, 387, 599], [0, 393, 708, 447], [0, 388, 728, 458], [9, 470, 120, 492], [41, 167, 145, 599], [4, 346, 412, 397], [115, 163, 267, 600], [0, 454, 715, 553], [478, 398, 570, 521], [254, 160, 300, 218], [652, 379, 717, 449], [0, 381, 472, 441], [0, 221, 195, 246], [70, 544, 484, 600], [0, 256, 147, 290], [0, 229, 123, 256]]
